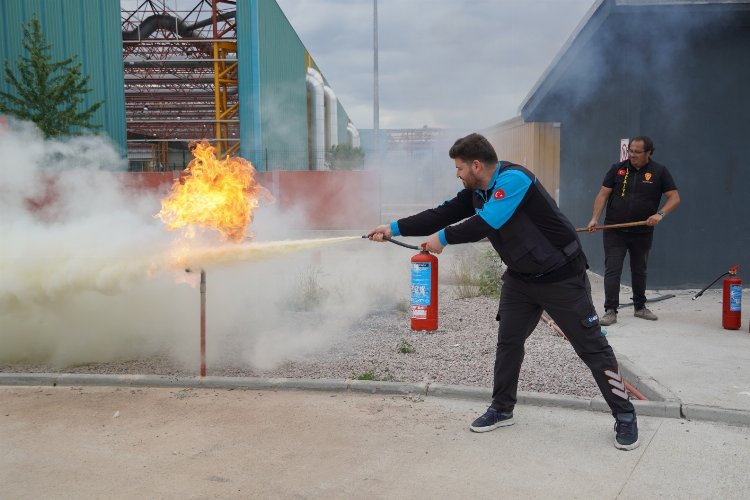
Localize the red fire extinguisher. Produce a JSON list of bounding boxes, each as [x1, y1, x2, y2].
[[411, 244, 438, 331], [723, 265, 742, 330]]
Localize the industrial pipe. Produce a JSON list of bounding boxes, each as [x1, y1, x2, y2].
[[200, 269, 206, 377]]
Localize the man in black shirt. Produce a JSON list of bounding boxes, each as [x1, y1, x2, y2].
[[369, 133, 640, 450], [587, 136, 680, 326]]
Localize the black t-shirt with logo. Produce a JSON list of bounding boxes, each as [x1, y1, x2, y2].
[[602, 159, 677, 232]]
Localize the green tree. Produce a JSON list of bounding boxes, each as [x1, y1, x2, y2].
[[0, 15, 102, 137], [325, 144, 365, 170]]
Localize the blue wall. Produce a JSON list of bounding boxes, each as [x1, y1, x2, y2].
[[523, 4, 750, 287], [0, 0, 126, 152]]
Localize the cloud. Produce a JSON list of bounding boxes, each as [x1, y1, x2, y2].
[[277, 0, 594, 129]]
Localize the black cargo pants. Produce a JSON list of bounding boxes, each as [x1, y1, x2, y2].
[[603, 229, 654, 311], [490, 271, 635, 416]]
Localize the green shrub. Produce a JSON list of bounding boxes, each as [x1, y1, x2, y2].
[[325, 144, 365, 170], [291, 266, 328, 311], [397, 339, 415, 354], [354, 370, 376, 380], [477, 247, 503, 297], [448, 245, 503, 298]]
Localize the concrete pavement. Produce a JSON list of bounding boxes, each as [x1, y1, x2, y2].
[[586, 273, 750, 419], [2, 384, 749, 500], [2, 273, 750, 498]]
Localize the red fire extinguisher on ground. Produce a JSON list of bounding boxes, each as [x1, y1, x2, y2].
[[723, 265, 742, 330], [411, 245, 438, 331], [693, 264, 743, 330]]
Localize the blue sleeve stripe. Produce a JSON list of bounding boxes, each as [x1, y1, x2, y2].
[[478, 170, 532, 229], [438, 229, 448, 246], [390, 221, 401, 236]]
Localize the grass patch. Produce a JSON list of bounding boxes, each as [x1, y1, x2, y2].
[[448, 245, 503, 298], [353, 368, 397, 382], [354, 370, 377, 380], [291, 266, 328, 311], [477, 246, 503, 297], [397, 338, 416, 354]]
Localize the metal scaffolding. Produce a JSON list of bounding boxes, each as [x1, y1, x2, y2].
[[122, 0, 239, 170]]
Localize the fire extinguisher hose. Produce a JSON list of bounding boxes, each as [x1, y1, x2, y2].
[[693, 272, 731, 300], [362, 234, 420, 250]]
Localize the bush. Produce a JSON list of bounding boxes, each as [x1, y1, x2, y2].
[[325, 144, 365, 170], [448, 245, 503, 298], [397, 339, 416, 354]]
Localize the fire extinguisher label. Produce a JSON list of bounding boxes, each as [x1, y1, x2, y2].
[[411, 262, 432, 306], [412, 306, 427, 318], [729, 284, 742, 312]]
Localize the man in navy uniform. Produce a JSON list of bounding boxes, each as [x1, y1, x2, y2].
[[369, 133, 639, 450]]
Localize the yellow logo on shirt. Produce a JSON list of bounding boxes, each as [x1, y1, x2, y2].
[[644, 172, 652, 181]]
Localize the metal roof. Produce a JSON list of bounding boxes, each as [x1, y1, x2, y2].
[[519, 0, 750, 120]]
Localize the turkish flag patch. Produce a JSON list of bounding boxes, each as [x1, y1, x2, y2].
[[493, 189, 505, 200], [617, 169, 626, 176]]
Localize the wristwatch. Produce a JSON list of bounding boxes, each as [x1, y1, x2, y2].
[[657, 210, 665, 217]]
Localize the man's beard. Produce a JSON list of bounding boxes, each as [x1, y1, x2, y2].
[[461, 174, 480, 190]]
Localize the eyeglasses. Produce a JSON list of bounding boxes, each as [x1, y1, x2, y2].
[[628, 149, 646, 155]]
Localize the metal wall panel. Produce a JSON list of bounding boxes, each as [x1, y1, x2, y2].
[[0, 0, 126, 154], [238, 0, 355, 171], [524, 5, 750, 287], [237, 0, 263, 167], [256, 0, 309, 171]]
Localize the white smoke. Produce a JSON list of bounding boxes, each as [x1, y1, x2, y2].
[[0, 118, 408, 370]]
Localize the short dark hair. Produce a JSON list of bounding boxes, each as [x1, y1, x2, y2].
[[629, 136, 655, 155], [449, 133, 498, 165]]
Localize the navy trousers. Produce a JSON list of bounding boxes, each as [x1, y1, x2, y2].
[[490, 271, 635, 416]]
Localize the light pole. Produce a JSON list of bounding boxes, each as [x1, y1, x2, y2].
[[373, 0, 380, 156]]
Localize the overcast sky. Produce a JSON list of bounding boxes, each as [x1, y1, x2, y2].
[[275, 0, 595, 130]]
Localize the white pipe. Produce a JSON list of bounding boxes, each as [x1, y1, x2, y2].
[[346, 123, 361, 148], [323, 85, 338, 149], [306, 67, 325, 170]]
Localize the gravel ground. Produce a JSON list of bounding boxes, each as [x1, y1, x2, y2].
[[0, 285, 603, 399]]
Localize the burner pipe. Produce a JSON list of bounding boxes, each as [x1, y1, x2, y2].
[[200, 269, 206, 377]]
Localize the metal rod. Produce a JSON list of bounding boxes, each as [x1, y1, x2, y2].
[[200, 269, 206, 378], [125, 58, 238, 63], [576, 220, 649, 232], [123, 39, 236, 43], [126, 138, 240, 143], [126, 119, 239, 124]]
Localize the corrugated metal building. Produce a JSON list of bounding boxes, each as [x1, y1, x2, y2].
[[482, 117, 561, 203], [237, 0, 353, 171], [521, 0, 750, 288], [0, 0, 126, 150], [0, 0, 357, 171]]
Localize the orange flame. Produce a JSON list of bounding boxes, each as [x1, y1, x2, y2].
[[157, 142, 272, 242]]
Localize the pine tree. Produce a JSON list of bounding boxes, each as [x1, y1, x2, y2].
[[0, 15, 103, 137]]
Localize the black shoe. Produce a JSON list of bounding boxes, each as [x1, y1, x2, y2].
[[614, 412, 640, 450], [470, 407, 515, 433], [600, 309, 617, 326]]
